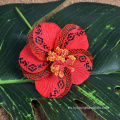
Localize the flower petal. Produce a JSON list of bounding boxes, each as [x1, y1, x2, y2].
[[35, 67, 72, 98], [20, 66, 51, 81], [69, 49, 93, 85], [19, 44, 51, 80], [55, 24, 89, 50], [28, 22, 61, 60]]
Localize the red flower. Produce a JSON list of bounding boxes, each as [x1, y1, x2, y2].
[[19, 22, 93, 99]]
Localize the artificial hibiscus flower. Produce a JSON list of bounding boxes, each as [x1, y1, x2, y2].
[[19, 22, 93, 99]]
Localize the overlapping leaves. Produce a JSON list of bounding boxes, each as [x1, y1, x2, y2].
[[48, 2, 120, 120], [0, 1, 120, 120]]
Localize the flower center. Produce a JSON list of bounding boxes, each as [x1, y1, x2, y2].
[[47, 47, 76, 78]]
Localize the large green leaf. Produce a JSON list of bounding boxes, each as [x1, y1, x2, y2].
[[48, 2, 120, 120], [0, 1, 65, 80], [0, 1, 86, 120], [0, 1, 120, 120]]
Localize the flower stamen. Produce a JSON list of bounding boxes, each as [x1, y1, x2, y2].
[[47, 47, 76, 78]]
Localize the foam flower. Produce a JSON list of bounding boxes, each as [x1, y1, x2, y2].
[[19, 22, 93, 99]]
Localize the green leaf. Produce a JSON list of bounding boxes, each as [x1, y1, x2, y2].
[[48, 2, 120, 120], [0, 0, 65, 80], [0, 1, 80, 120], [0, 1, 86, 119], [0, 2, 120, 120]]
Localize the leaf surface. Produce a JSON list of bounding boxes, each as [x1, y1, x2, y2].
[[0, 2, 120, 120], [48, 2, 120, 120], [0, 1, 85, 120]]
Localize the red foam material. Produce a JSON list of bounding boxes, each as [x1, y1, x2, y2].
[[35, 68, 72, 99], [68, 49, 93, 85], [55, 24, 89, 50], [28, 22, 61, 60], [19, 22, 93, 98], [19, 44, 51, 80]]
